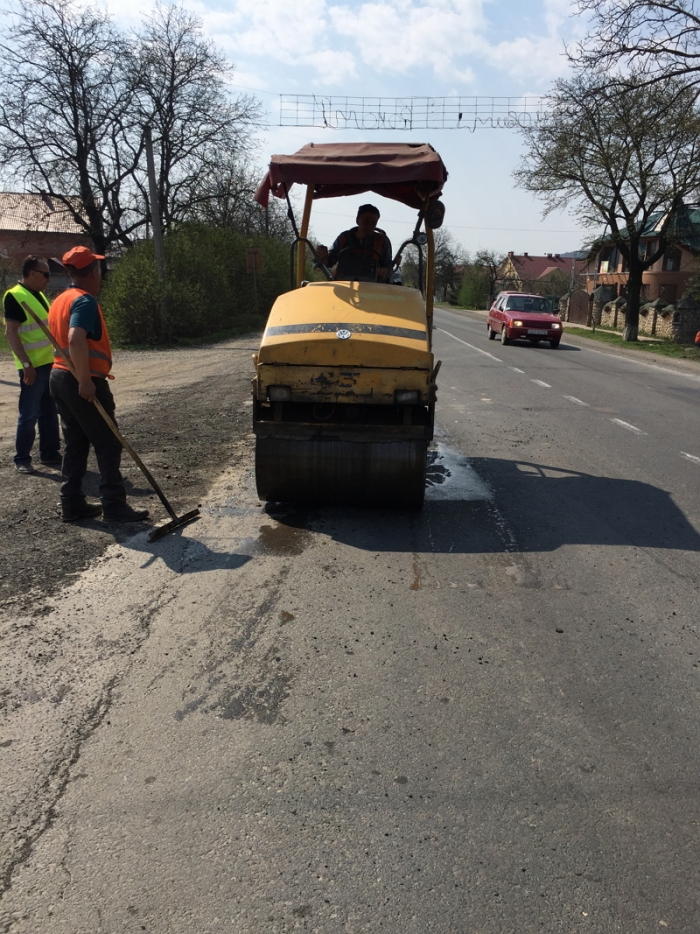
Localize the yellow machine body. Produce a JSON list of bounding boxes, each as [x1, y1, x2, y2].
[[253, 280, 436, 507], [255, 281, 434, 406]]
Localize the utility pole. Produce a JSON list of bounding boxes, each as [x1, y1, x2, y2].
[[144, 126, 168, 336]]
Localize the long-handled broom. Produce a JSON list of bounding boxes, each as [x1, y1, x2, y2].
[[21, 302, 200, 542]]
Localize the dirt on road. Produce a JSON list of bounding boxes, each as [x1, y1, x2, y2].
[[0, 337, 259, 614]]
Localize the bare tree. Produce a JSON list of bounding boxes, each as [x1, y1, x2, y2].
[[575, 0, 700, 87], [0, 0, 263, 254], [432, 229, 463, 301], [133, 3, 262, 231], [473, 249, 504, 304], [401, 229, 463, 298], [514, 71, 700, 340], [188, 158, 292, 240], [0, 0, 143, 254]]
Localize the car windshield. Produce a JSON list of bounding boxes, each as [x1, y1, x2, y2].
[[505, 296, 550, 312]]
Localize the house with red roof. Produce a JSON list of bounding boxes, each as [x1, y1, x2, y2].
[[496, 251, 586, 297], [0, 192, 89, 292]]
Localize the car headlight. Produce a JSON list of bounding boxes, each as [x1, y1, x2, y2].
[[512, 320, 523, 327], [395, 390, 420, 404], [268, 385, 291, 401], [551, 323, 561, 329]]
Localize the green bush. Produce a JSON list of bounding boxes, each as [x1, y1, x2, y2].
[[457, 265, 489, 309], [101, 224, 290, 344]]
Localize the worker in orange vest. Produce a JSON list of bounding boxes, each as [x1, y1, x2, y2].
[[695, 330, 700, 346], [48, 246, 149, 524]]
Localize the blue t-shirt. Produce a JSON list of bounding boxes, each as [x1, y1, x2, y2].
[[69, 294, 102, 341]]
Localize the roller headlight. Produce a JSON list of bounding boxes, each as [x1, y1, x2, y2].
[[395, 390, 420, 404], [268, 385, 291, 401]]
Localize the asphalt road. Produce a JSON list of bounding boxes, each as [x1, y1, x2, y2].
[[2, 310, 700, 933]]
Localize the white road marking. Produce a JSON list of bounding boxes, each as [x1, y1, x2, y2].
[[563, 395, 588, 406], [436, 327, 503, 362], [681, 451, 700, 465], [610, 418, 646, 434], [510, 367, 525, 374], [531, 379, 552, 388]]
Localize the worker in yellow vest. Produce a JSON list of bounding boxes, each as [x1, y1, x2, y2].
[[48, 246, 149, 524], [2, 255, 62, 474]]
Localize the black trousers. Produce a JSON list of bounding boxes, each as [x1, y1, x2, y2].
[[49, 368, 127, 507]]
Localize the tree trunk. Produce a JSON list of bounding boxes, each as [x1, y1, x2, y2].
[[623, 257, 644, 342]]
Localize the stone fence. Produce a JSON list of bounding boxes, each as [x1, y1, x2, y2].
[[591, 294, 700, 342]]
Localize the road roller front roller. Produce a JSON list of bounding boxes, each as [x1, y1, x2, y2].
[[252, 142, 449, 507]]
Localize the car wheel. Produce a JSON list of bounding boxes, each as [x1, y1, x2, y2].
[[550, 339, 560, 349], [487, 322, 496, 340], [500, 327, 509, 345]]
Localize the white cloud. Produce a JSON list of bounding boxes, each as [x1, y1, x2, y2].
[[307, 50, 358, 86], [329, 0, 484, 82], [211, 0, 330, 63], [100, 0, 584, 91], [487, 0, 580, 83], [180, 0, 487, 85]]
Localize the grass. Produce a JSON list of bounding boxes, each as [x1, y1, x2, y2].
[[564, 326, 700, 362]]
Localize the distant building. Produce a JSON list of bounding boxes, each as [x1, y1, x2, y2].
[[581, 204, 700, 304], [0, 192, 88, 291], [497, 252, 587, 297]]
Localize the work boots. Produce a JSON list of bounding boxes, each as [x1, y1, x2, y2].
[[103, 502, 150, 523], [62, 499, 103, 522]]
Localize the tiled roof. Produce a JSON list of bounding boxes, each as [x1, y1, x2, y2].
[[505, 253, 584, 281], [0, 192, 85, 234]]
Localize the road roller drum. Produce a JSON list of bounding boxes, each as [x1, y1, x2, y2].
[[255, 437, 427, 507]]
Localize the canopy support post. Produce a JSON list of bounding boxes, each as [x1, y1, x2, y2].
[[425, 226, 435, 351], [296, 184, 314, 288]]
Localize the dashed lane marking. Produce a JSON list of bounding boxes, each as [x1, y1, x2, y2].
[[610, 418, 646, 434], [436, 327, 503, 363], [563, 395, 589, 406], [681, 451, 700, 465], [510, 367, 525, 374], [531, 379, 552, 388]]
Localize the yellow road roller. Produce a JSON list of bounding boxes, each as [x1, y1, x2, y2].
[[253, 142, 448, 507]]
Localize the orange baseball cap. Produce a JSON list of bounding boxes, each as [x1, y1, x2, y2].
[[62, 246, 105, 269]]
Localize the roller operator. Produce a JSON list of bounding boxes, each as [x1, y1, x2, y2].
[[316, 204, 392, 282]]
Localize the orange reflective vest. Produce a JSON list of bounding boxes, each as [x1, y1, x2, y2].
[[48, 288, 113, 378]]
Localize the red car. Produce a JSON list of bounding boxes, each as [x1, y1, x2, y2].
[[487, 292, 563, 348]]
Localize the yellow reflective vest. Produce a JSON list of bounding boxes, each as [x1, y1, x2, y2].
[[2, 284, 54, 370]]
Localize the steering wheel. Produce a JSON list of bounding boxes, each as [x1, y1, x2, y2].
[[335, 246, 383, 281]]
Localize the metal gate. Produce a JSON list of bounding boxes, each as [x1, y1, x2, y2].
[[566, 289, 590, 325]]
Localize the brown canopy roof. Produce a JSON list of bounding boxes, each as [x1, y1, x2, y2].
[[254, 142, 448, 210]]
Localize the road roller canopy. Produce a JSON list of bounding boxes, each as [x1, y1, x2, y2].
[[254, 142, 448, 210]]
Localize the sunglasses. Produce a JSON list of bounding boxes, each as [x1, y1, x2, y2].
[[35, 270, 51, 279]]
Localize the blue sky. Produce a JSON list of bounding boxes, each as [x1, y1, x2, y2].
[[107, 0, 591, 258]]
